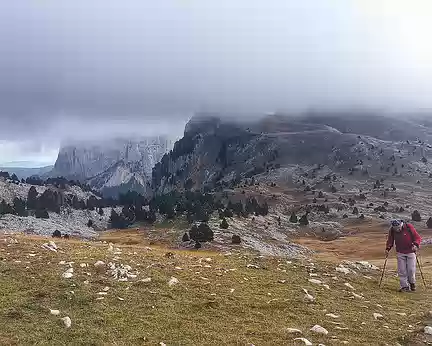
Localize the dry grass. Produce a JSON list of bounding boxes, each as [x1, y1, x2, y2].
[[0, 233, 432, 345]]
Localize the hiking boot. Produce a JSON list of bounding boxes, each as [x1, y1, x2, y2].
[[410, 283, 416, 292], [399, 287, 410, 293]]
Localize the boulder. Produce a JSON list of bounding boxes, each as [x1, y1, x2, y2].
[[232, 235, 241, 244]]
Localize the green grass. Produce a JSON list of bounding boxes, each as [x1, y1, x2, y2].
[[0, 235, 431, 345]]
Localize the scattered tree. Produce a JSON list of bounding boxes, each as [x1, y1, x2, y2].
[[299, 214, 309, 226], [220, 218, 229, 229], [232, 234, 241, 244], [412, 210, 421, 222]]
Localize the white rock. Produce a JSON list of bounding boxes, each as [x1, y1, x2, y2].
[[294, 338, 312, 345], [230, 289, 235, 293], [352, 292, 364, 299], [97, 292, 108, 295], [102, 286, 110, 292], [65, 267, 74, 274], [80, 263, 87, 268], [61, 316, 72, 328], [94, 260, 105, 267], [42, 243, 57, 252], [62, 272, 73, 279], [141, 277, 152, 283], [168, 277, 179, 287], [59, 261, 66, 265], [323, 284, 330, 290], [336, 266, 350, 274], [344, 283, 355, 290], [308, 279, 322, 285], [302, 288, 315, 303], [246, 264, 260, 269], [48, 241, 57, 250], [286, 328, 302, 334], [310, 325, 329, 335], [396, 312, 407, 316], [309, 273, 318, 277], [117, 297, 125, 301], [50, 309, 60, 316], [373, 313, 383, 320], [424, 326, 432, 335], [326, 313, 340, 319], [160, 343, 167, 346]]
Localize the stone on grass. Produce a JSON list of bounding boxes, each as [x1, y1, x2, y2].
[[61, 316, 72, 328], [303, 288, 315, 303], [373, 313, 383, 320], [94, 260, 105, 267], [62, 272, 73, 279], [326, 313, 340, 318], [286, 328, 302, 334], [294, 338, 312, 345], [336, 266, 350, 275], [424, 326, 432, 335], [310, 325, 329, 335], [308, 279, 322, 285], [344, 282, 355, 290], [168, 277, 179, 287], [50, 309, 60, 316]]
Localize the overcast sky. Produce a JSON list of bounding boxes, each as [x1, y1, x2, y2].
[[1, 0, 432, 166]]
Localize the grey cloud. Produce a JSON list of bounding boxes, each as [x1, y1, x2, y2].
[[0, 0, 431, 148]]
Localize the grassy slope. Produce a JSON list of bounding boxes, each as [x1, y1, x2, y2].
[[0, 234, 431, 346]]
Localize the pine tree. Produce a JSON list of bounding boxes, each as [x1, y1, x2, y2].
[[220, 218, 229, 229], [13, 197, 28, 217], [27, 186, 38, 210]]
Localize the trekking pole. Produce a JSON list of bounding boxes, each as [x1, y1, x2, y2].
[[416, 252, 427, 288], [379, 253, 389, 288]]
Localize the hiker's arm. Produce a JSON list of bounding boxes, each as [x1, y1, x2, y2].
[[409, 225, 422, 248], [386, 230, 394, 252]]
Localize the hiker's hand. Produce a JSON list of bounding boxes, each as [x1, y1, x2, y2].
[[385, 249, 390, 256], [412, 245, 418, 252]]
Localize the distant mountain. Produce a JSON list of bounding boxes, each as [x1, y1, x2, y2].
[[152, 112, 432, 194], [0, 165, 54, 180], [50, 137, 174, 197]]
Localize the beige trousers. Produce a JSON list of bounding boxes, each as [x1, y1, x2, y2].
[[397, 252, 416, 288]]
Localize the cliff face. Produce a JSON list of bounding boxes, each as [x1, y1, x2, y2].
[[51, 137, 173, 197], [152, 113, 432, 194]]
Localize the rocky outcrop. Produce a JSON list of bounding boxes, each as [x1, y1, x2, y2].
[[51, 137, 173, 197], [151, 113, 432, 195]]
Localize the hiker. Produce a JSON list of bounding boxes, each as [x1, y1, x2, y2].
[[385, 219, 422, 292]]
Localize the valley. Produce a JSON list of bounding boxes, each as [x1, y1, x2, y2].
[[2, 113, 432, 345]]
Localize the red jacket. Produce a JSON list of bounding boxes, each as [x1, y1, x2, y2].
[[386, 223, 421, 254]]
